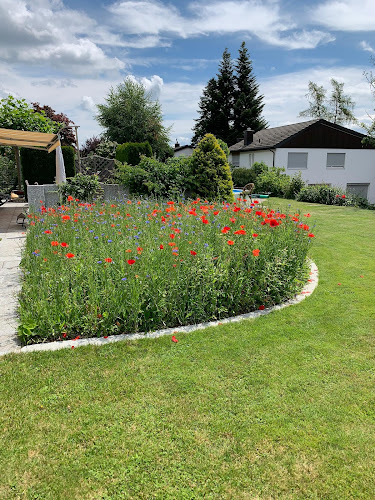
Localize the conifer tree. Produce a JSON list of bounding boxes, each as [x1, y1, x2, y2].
[[232, 42, 267, 144], [192, 78, 220, 145]]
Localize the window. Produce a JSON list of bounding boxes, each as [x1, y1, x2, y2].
[[346, 183, 369, 199], [287, 152, 308, 169], [248, 153, 254, 167], [327, 153, 345, 168], [231, 153, 240, 167]]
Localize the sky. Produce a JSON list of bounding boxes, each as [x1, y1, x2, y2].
[[1, 0, 375, 147]]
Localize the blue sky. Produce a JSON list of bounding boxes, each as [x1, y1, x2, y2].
[[0, 0, 374, 146]]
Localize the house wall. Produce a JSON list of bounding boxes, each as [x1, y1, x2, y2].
[[174, 147, 194, 158], [229, 150, 274, 168], [275, 148, 375, 203]]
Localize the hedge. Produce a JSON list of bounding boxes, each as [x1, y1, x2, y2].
[[21, 146, 75, 189], [116, 142, 152, 166]]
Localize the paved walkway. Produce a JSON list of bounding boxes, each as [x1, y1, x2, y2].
[[0, 202, 27, 354]]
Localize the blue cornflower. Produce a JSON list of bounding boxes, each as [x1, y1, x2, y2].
[[97, 261, 102, 264], [121, 277, 127, 281], [108, 239, 112, 243]]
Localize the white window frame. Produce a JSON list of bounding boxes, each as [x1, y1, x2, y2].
[[327, 153, 345, 169], [231, 153, 240, 167], [287, 152, 308, 169], [248, 153, 254, 167]]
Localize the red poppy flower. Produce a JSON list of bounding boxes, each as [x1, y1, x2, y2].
[[104, 258, 112, 263], [227, 240, 234, 245], [62, 333, 67, 338], [304, 213, 311, 217], [127, 259, 136, 265], [159, 244, 164, 249], [234, 230, 246, 235], [51, 241, 59, 246], [221, 226, 231, 234], [258, 305, 265, 310], [171, 335, 178, 343], [308, 233, 315, 238], [167, 201, 175, 205], [62, 215, 70, 220], [65, 253, 75, 258], [252, 233, 258, 237], [252, 249, 260, 256], [190, 250, 197, 256], [61, 242, 68, 248], [229, 217, 236, 223], [67, 195, 74, 202], [169, 234, 175, 239], [342, 195, 346, 199], [269, 219, 279, 227], [213, 211, 219, 215], [44, 230, 52, 234]]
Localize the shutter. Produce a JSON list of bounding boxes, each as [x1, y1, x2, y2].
[[327, 153, 345, 168], [287, 152, 308, 169]]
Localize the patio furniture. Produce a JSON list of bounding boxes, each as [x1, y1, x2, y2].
[[0, 193, 10, 206], [16, 212, 26, 228], [241, 182, 255, 200]]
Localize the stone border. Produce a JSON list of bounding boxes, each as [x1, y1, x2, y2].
[[0, 261, 318, 356]]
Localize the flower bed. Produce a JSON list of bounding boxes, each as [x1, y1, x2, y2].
[[18, 198, 315, 344]]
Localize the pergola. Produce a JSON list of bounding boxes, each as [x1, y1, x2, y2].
[[0, 128, 62, 191]]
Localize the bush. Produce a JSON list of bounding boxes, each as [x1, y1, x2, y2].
[[21, 146, 75, 188], [255, 167, 290, 197], [296, 184, 375, 209], [0, 147, 17, 193], [116, 142, 152, 166], [284, 172, 306, 199], [217, 139, 230, 158], [116, 156, 194, 198], [231, 168, 254, 187], [58, 173, 103, 203], [95, 139, 118, 159], [190, 134, 234, 202]]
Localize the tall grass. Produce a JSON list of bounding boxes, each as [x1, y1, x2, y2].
[[19, 198, 314, 344]]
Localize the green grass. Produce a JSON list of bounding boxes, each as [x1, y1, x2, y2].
[[1, 199, 375, 499]]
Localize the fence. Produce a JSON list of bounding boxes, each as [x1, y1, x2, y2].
[[76, 155, 116, 182]]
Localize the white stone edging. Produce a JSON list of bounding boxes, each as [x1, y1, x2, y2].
[[1, 261, 318, 356]]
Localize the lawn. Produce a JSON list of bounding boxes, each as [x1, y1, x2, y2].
[[1, 199, 374, 499]]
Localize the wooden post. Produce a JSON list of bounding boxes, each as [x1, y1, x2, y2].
[[74, 125, 81, 173], [14, 146, 22, 191]]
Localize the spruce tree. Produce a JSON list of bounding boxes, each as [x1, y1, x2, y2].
[[192, 78, 220, 145], [232, 42, 267, 144]]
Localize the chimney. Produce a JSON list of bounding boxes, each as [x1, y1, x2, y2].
[[174, 139, 180, 149], [244, 128, 254, 146]]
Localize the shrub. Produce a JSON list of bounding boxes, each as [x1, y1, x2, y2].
[[231, 167, 254, 187], [58, 173, 103, 202], [190, 134, 234, 202], [217, 139, 230, 158], [255, 167, 290, 197], [116, 156, 194, 198], [0, 147, 17, 193], [284, 172, 306, 199], [21, 146, 75, 188], [295, 184, 375, 209], [19, 199, 313, 343], [95, 139, 118, 159], [116, 142, 152, 166]]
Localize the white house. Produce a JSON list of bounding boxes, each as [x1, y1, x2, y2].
[[173, 141, 194, 158], [229, 119, 375, 203]]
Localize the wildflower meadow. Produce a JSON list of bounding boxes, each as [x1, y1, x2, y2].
[[18, 197, 315, 344]]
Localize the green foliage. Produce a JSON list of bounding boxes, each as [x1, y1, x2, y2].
[[296, 184, 374, 209], [190, 134, 234, 202], [95, 139, 118, 158], [58, 173, 102, 203], [255, 166, 290, 197], [299, 79, 355, 125], [0, 95, 59, 133], [96, 78, 171, 159], [231, 167, 254, 187], [116, 142, 153, 165], [116, 156, 193, 198], [192, 42, 267, 145], [284, 172, 306, 199], [0, 147, 17, 193], [21, 146, 75, 188], [19, 199, 311, 343], [217, 139, 230, 158]]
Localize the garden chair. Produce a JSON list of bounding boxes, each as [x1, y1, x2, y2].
[[241, 182, 255, 201]]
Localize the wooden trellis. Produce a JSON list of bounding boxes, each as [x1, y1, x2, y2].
[[77, 155, 116, 182]]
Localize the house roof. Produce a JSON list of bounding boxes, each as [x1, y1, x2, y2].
[[174, 144, 193, 152], [0, 128, 61, 153], [229, 119, 366, 152]]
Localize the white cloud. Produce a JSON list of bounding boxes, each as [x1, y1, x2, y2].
[[108, 0, 334, 50], [312, 0, 375, 31], [360, 41, 375, 54], [80, 96, 97, 113], [0, 0, 126, 75]]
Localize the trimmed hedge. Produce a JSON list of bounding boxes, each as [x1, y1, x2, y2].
[[116, 142, 152, 165], [21, 146, 75, 188], [231, 167, 254, 187]]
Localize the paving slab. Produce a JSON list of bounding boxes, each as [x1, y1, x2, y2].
[[0, 202, 27, 352]]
